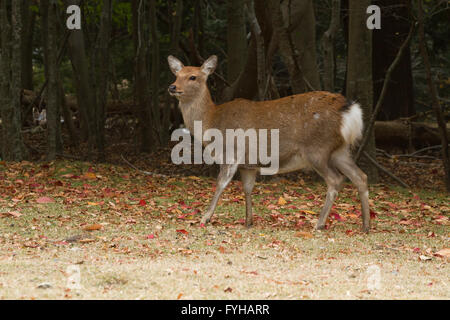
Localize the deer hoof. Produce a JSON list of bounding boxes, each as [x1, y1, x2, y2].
[[200, 217, 210, 225]]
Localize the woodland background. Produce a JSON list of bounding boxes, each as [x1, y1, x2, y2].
[[0, 0, 449, 191]]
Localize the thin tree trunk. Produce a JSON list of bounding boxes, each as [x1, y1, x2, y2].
[[45, 1, 62, 160], [21, 0, 35, 91], [95, 0, 112, 160], [66, 0, 97, 157], [372, 0, 415, 120], [227, 0, 247, 83], [322, 0, 341, 92], [418, 0, 450, 192], [346, 0, 378, 183], [282, 0, 321, 92], [170, 0, 183, 56], [132, 0, 152, 153], [246, 0, 265, 101]]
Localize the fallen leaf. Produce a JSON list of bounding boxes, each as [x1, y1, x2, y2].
[[177, 293, 183, 300], [83, 172, 97, 180], [278, 197, 287, 205], [294, 231, 313, 239], [79, 238, 96, 243], [224, 287, 233, 293], [146, 234, 155, 239], [176, 229, 188, 235], [419, 255, 432, 261], [36, 197, 55, 204], [83, 224, 102, 231], [7, 211, 22, 217]]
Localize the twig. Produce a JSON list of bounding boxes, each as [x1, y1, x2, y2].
[[410, 144, 449, 156], [121, 154, 168, 178], [362, 151, 409, 188], [356, 22, 416, 161]]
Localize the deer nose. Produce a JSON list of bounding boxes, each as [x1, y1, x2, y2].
[[168, 85, 177, 93]]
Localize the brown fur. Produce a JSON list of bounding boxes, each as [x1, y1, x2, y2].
[[168, 55, 371, 232]]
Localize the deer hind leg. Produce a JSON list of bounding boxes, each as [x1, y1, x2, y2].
[[332, 149, 370, 233], [201, 163, 239, 225], [307, 155, 345, 230], [240, 168, 257, 228]]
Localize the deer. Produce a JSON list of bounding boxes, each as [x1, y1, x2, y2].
[[168, 55, 371, 233]]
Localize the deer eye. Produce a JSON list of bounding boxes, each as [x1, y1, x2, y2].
[[189, 76, 196, 81]]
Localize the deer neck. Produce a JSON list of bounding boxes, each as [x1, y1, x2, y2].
[[178, 87, 215, 134]]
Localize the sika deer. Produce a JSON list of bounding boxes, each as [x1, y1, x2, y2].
[[168, 55, 370, 233]]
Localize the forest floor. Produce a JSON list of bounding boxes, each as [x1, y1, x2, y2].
[[0, 158, 448, 299]]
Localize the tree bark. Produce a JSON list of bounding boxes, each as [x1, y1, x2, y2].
[[227, 0, 247, 83], [132, 0, 153, 152], [372, 0, 415, 120], [346, 0, 378, 183], [0, 0, 26, 161], [21, 0, 35, 91], [95, 0, 112, 160], [45, 0, 62, 160], [66, 0, 97, 157], [417, 0, 450, 191], [281, 0, 322, 92], [322, 0, 341, 92]]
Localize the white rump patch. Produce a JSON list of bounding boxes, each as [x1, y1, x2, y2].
[[340, 103, 363, 146]]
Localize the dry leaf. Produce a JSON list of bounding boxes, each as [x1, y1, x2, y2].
[[36, 197, 55, 204], [83, 224, 102, 231], [278, 197, 287, 205], [295, 231, 313, 239]]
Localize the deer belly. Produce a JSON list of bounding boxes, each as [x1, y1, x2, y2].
[[275, 154, 311, 174]]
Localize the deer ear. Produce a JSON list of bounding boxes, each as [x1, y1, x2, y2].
[[201, 55, 217, 76], [168, 55, 184, 75]]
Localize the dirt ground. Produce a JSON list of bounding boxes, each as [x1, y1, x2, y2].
[[0, 160, 448, 299]]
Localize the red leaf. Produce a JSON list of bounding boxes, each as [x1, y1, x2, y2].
[[36, 197, 55, 204], [330, 212, 343, 221], [176, 229, 189, 235], [370, 210, 377, 219], [146, 234, 155, 239], [139, 199, 147, 206]]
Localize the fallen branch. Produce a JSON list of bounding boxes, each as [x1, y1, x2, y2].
[[411, 144, 450, 156], [121, 154, 168, 178], [362, 151, 409, 188]]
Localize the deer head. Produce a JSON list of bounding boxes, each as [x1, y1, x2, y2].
[[167, 55, 217, 103]]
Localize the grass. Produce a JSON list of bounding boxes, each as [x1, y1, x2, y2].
[[0, 160, 448, 299]]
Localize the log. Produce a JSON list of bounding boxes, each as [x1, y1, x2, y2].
[[374, 120, 450, 149]]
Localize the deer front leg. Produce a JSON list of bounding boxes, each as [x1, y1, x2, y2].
[[240, 168, 257, 227], [201, 163, 239, 225]]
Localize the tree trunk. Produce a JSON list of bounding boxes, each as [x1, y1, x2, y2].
[[95, 0, 112, 160], [322, 0, 341, 92], [45, 1, 62, 160], [417, 0, 450, 191], [227, 0, 247, 83], [0, 0, 26, 161], [372, 0, 415, 120], [132, 0, 153, 153], [346, 0, 378, 183], [281, 0, 321, 92], [66, 0, 97, 157], [21, 0, 35, 91]]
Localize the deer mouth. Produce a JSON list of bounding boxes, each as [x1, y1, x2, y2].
[[168, 89, 184, 96]]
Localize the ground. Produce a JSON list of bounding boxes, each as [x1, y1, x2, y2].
[[0, 160, 448, 299]]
